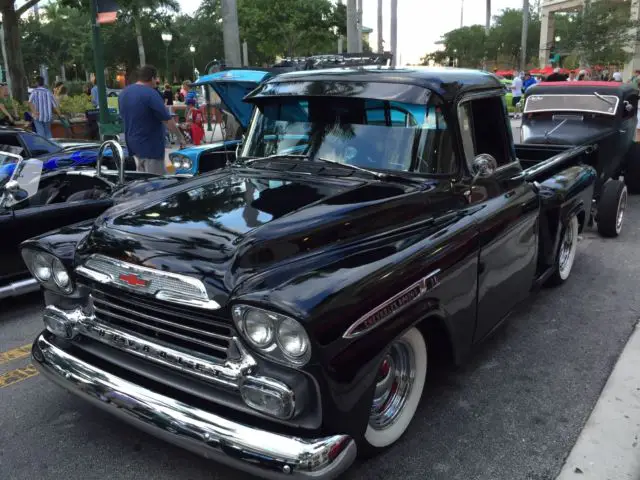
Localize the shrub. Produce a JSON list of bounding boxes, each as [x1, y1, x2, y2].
[[59, 95, 94, 118]]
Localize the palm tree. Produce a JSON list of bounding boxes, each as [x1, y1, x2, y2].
[[119, 0, 179, 66], [0, 0, 39, 100], [486, 0, 491, 33]]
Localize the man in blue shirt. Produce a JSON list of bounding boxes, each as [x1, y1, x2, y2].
[[523, 72, 537, 92], [119, 65, 185, 174]]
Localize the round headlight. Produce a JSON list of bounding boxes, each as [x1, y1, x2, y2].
[[244, 310, 275, 348], [277, 317, 310, 358], [181, 158, 192, 169], [52, 258, 71, 291], [172, 158, 182, 169], [33, 253, 52, 281]]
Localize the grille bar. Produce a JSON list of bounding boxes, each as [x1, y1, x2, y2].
[[93, 305, 228, 354], [92, 296, 231, 343], [88, 288, 234, 361]]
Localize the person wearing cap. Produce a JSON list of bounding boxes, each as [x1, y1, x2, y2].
[[546, 67, 566, 82]]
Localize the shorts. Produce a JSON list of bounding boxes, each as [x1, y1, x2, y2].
[[512, 96, 522, 107], [134, 157, 166, 175]]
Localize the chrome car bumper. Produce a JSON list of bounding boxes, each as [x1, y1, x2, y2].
[[32, 333, 356, 479]]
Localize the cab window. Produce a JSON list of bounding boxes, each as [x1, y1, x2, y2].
[[458, 95, 514, 169]]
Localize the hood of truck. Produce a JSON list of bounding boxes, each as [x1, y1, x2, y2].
[[80, 168, 450, 307]]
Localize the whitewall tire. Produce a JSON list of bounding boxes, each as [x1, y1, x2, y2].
[[363, 327, 427, 449]]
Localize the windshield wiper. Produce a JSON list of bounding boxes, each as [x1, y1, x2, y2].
[[244, 154, 426, 185], [593, 91, 615, 106], [544, 118, 568, 141]]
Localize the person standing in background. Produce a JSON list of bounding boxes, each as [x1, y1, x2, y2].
[[163, 83, 174, 106], [28, 76, 61, 139], [612, 72, 623, 82], [90, 81, 99, 107], [0, 83, 16, 126], [119, 64, 186, 174], [522, 72, 537, 92]]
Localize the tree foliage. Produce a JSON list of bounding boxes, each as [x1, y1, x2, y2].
[[232, 0, 343, 64], [422, 0, 634, 69], [422, 8, 541, 69], [561, 0, 634, 66]]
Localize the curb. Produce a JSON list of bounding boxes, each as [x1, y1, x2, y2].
[[556, 320, 640, 480]]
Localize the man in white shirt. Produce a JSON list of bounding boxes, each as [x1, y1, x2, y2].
[[510, 75, 524, 116]]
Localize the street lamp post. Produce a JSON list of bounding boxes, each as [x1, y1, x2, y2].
[[189, 45, 196, 79], [161, 32, 173, 84]]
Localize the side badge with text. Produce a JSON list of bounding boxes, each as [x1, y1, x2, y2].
[[343, 269, 441, 339]]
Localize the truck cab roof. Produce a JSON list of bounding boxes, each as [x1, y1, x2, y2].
[[246, 66, 504, 103]]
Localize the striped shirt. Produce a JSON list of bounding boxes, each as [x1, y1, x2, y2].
[[28, 87, 58, 122]]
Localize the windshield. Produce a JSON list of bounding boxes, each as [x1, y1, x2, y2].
[[241, 96, 457, 175], [1, 158, 43, 208], [524, 94, 619, 116]]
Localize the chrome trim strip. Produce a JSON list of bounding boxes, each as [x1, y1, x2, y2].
[[0, 277, 39, 300], [33, 333, 356, 479], [343, 269, 441, 339], [76, 254, 221, 311], [44, 305, 255, 389], [523, 94, 620, 116], [90, 294, 231, 342]]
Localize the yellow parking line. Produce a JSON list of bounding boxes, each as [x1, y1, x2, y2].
[[0, 364, 39, 388], [0, 343, 33, 365]]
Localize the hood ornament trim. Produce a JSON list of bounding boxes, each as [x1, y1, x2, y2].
[[76, 254, 221, 310]]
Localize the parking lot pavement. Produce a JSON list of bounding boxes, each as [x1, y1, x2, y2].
[[1, 198, 639, 480]]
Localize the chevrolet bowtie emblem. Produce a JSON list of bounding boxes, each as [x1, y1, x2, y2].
[[118, 273, 149, 287]]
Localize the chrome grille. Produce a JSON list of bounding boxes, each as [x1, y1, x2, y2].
[[89, 288, 233, 360]]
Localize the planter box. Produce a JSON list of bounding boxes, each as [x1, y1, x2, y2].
[[51, 118, 95, 140]]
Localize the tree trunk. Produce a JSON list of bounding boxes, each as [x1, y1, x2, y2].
[[133, 15, 146, 66], [377, 0, 383, 53], [221, 0, 242, 67], [60, 64, 66, 81], [0, 3, 28, 101]]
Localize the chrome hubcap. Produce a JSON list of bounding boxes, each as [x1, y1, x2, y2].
[[369, 340, 415, 430], [617, 188, 627, 232]]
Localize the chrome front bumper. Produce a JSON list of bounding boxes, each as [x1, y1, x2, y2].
[[32, 333, 356, 479]]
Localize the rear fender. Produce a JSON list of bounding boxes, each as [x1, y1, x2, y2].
[[536, 165, 596, 268]]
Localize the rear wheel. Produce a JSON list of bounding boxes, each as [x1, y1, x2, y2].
[[624, 143, 640, 194], [360, 327, 427, 455], [597, 180, 627, 237], [547, 215, 579, 286]]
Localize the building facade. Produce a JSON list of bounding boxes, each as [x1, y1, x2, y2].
[[539, 0, 640, 78]]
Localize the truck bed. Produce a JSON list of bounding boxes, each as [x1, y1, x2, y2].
[[515, 143, 573, 170]]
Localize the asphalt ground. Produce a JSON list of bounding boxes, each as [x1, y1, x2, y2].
[[1, 191, 639, 480]]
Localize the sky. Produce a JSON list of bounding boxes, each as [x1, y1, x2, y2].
[[177, 0, 524, 65]]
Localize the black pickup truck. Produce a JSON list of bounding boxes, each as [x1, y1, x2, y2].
[[24, 67, 597, 479]]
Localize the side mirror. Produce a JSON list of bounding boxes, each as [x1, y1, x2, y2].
[[4, 179, 20, 193], [471, 154, 498, 180]]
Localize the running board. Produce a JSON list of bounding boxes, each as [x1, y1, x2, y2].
[[0, 278, 40, 300]]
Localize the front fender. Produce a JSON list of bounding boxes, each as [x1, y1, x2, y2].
[[20, 219, 95, 282]]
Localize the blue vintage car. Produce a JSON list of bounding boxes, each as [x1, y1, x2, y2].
[[0, 127, 127, 184], [168, 69, 274, 175]]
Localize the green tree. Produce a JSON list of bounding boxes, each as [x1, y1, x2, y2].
[[564, 0, 634, 66], [0, 0, 40, 100], [487, 8, 541, 68], [199, 0, 342, 64], [109, 0, 179, 66]]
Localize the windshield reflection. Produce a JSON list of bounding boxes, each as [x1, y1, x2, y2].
[[241, 95, 457, 175]]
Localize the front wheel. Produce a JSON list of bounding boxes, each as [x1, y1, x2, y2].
[[597, 180, 627, 237], [361, 327, 427, 455]]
